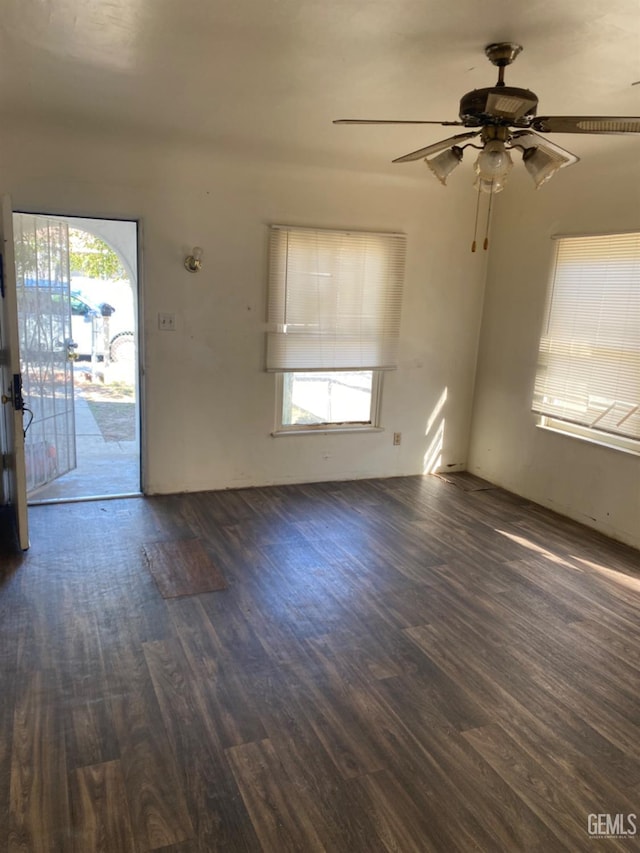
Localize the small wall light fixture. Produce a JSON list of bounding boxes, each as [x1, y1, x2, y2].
[[184, 246, 203, 273]]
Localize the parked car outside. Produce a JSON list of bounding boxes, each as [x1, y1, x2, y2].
[[70, 278, 135, 362]]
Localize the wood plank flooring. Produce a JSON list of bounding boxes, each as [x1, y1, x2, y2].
[[1, 474, 639, 852], [143, 539, 227, 598]]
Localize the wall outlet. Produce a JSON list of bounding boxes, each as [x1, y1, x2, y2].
[[393, 432, 402, 446], [158, 312, 176, 331]]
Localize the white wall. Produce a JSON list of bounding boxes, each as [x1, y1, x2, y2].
[[0, 122, 488, 495], [469, 142, 640, 549]]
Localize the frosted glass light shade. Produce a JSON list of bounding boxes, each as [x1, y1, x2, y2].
[[425, 146, 463, 185], [474, 176, 507, 194], [475, 140, 513, 181], [523, 147, 561, 189]]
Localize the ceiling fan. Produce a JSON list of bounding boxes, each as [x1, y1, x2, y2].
[[334, 43, 640, 194]]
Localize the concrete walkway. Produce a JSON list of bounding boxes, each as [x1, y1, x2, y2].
[[28, 392, 140, 502]]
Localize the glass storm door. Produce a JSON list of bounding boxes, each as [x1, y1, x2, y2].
[[13, 213, 76, 496], [0, 196, 29, 549]]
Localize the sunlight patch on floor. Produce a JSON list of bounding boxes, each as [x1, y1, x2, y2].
[[495, 529, 582, 572]]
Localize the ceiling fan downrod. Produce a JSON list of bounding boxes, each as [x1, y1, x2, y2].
[[484, 42, 523, 87]]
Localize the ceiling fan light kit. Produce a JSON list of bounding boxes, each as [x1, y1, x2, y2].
[[335, 41, 640, 246]]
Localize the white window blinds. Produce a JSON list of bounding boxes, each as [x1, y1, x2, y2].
[[266, 226, 406, 372], [532, 232, 640, 442]]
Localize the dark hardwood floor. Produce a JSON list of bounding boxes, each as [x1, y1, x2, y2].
[[1, 473, 639, 852]]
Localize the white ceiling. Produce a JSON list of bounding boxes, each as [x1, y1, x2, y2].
[[1, 0, 639, 172]]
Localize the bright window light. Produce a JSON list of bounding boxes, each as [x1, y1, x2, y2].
[[277, 370, 379, 431]]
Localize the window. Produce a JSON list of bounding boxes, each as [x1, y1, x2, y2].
[[277, 370, 380, 430], [267, 226, 406, 432], [533, 232, 640, 453]]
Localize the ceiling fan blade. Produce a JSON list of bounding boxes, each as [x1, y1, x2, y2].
[[333, 119, 463, 126], [532, 116, 640, 134], [510, 130, 579, 167], [392, 131, 481, 163]]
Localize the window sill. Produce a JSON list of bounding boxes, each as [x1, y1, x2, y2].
[[536, 422, 640, 457], [271, 426, 384, 437]]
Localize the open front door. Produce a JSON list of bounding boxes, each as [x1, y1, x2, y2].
[[13, 213, 76, 495], [0, 196, 29, 549]]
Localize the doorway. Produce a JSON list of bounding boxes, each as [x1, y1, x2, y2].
[[13, 213, 141, 502]]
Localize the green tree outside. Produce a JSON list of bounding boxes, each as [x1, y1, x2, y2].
[[69, 229, 127, 280]]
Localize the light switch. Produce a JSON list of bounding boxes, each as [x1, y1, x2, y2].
[[158, 313, 176, 331]]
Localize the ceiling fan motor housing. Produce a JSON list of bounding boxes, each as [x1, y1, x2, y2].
[[459, 86, 539, 127]]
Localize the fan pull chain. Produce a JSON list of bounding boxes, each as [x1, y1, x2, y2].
[[471, 182, 482, 252], [483, 183, 495, 250]]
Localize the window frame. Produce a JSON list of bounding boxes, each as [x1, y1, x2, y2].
[[272, 370, 383, 436]]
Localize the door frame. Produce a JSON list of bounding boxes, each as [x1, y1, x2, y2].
[[16, 207, 146, 499]]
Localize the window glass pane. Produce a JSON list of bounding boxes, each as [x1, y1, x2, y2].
[[282, 371, 374, 426]]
